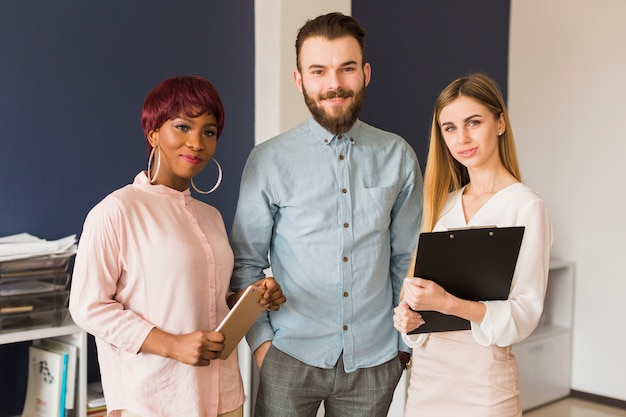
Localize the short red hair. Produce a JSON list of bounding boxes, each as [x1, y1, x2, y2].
[[141, 75, 225, 144]]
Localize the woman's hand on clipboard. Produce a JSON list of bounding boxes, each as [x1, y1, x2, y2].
[[403, 277, 450, 313], [394, 276, 451, 333], [401, 277, 487, 325], [393, 300, 425, 333]]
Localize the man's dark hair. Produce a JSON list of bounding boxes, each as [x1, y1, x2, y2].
[[295, 12, 367, 71]]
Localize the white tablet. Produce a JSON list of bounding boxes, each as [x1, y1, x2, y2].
[[216, 285, 266, 359]]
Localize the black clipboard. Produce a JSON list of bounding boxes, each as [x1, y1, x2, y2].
[[408, 226, 525, 334]]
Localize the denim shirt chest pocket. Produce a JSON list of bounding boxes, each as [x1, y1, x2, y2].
[[359, 185, 398, 231]]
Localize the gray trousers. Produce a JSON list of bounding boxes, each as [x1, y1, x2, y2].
[[255, 345, 404, 417]]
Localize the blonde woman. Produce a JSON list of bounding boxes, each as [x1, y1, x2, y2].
[[394, 73, 552, 416]]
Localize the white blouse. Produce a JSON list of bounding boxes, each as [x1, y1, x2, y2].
[[403, 183, 553, 347]]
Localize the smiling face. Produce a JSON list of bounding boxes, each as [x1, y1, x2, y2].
[[294, 35, 371, 134], [148, 112, 218, 191], [438, 95, 505, 172]]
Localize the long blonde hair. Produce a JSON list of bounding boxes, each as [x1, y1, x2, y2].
[[422, 73, 522, 233]]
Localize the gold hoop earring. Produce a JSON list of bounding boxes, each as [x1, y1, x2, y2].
[[147, 146, 161, 183], [191, 158, 223, 194]]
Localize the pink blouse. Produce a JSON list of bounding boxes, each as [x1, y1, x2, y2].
[[69, 172, 243, 417]]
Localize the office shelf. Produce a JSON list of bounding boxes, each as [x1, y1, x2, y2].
[[0, 320, 87, 417], [513, 258, 575, 411]]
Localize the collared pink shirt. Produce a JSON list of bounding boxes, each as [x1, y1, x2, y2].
[[69, 172, 243, 417]]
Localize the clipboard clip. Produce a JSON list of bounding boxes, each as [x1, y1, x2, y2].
[[446, 225, 497, 231], [446, 225, 498, 239]]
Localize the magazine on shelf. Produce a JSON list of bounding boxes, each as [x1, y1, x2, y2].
[[35, 338, 78, 414], [21, 345, 68, 417]]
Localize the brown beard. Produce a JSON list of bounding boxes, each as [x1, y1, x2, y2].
[[303, 82, 366, 135]]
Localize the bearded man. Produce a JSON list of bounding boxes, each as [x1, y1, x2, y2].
[[230, 12, 423, 417]]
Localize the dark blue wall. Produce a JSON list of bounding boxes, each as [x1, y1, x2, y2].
[[0, 1, 253, 240], [353, 1, 510, 167], [0, 1, 510, 415], [0, 1, 254, 415]]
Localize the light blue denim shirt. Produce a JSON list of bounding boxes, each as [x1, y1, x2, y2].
[[230, 118, 423, 372]]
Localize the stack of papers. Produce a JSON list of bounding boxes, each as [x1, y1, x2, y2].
[[0, 233, 76, 263], [0, 233, 77, 332]]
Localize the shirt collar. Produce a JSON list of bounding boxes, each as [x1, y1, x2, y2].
[[133, 171, 193, 198], [307, 117, 362, 146]]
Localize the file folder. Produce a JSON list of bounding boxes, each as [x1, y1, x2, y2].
[[408, 226, 525, 334]]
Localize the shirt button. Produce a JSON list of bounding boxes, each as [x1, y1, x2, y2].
[[338, 134, 343, 140], [339, 155, 345, 160], [349, 137, 354, 142], [343, 325, 348, 331], [341, 188, 347, 194], [343, 257, 348, 262], [343, 292, 349, 297], [324, 139, 329, 143], [343, 223, 349, 228]]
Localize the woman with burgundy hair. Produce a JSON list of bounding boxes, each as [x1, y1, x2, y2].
[[70, 75, 284, 417]]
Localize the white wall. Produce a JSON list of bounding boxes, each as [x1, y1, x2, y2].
[[509, 0, 626, 401], [255, 0, 351, 144]]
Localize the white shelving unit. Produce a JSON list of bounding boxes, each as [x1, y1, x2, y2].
[[0, 320, 87, 417], [513, 258, 575, 411]]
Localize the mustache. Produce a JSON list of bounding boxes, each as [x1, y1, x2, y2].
[[319, 89, 354, 100]]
